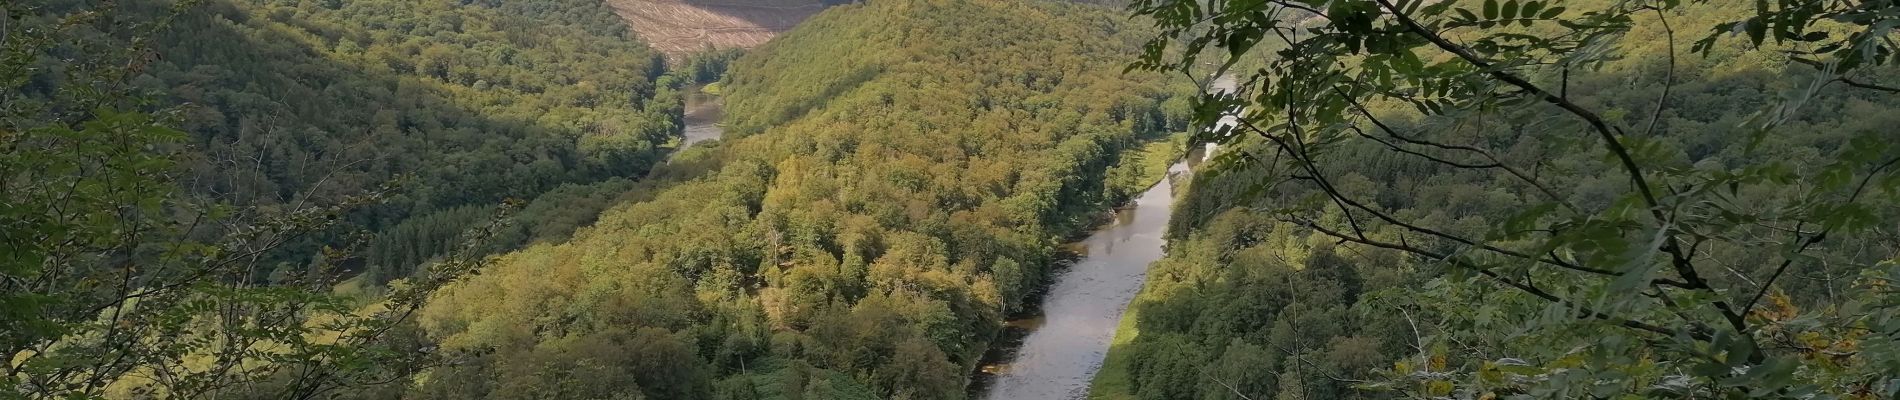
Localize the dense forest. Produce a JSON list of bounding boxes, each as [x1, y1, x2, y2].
[[8, 0, 1196, 396], [4, 0, 694, 397], [57, 0, 691, 285], [1095, 0, 1900, 398], [9, 0, 1900, 398], [410, 1, 1193, 399]]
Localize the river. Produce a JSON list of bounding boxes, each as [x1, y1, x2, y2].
[[972, 75, 1234, 400], [975, 155, 1191, 400], [682, 85, 724, 148]]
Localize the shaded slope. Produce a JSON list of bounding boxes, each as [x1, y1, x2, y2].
[[42, 0, 684, 282]]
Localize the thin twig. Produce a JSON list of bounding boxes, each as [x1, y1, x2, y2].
[[1284, 216, 1695, 340], [1839, 77, 1900, 93], [1743, 156, 1900, 315], [1371, 0, 1751, 336], [1641, 7, 1676, 138]]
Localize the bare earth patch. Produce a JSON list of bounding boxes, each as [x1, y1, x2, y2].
[[606, 0, 828, 56]]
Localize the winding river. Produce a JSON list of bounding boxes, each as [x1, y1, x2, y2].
[[973, 75, 1234, 400]]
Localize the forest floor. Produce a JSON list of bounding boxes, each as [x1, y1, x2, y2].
[[604, 0, 828, 56]]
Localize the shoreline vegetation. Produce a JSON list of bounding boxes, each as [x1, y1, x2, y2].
[[967, 131, 1188, 397]]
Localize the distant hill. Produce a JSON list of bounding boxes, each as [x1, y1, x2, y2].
[[605, 0, 1135, 58], [606, 0, 839, 56]]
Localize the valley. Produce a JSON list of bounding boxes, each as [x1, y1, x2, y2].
[[974, 75, 1233, 400], [6, 0, 1899, 399], [683, 85, 727, 148]]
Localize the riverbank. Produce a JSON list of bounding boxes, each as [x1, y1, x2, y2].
[[681, 83, 726, 149], [970, 135, 1201, 400], [1086, 74, 1232, 400], [1084, 145, 1218, 400], [963, 132, 1186, 393], [1084, 305, 1144, 400], [1083, 150, 1208, 400]]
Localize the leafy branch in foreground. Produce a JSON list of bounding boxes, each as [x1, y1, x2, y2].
[[1133, 0, 1900, 396]]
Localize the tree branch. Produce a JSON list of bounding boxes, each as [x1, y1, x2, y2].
[[1242, 116, 1620, 277], [1371, 0, 1660, 213], [1743, 156, 1900, 315], [1283, 216, 1695, 340], [1371, 0, 1751, 336], [1641, 7, 1676, 138], [1839, 77, 1900, 93], [1331, 85, 1584, 214]]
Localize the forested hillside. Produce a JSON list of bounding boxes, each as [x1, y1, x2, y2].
[[62, 0, 683, 283], [412, 1, 1190, 399], [16, 0, 1900, 398], [3, 0, 696, 397], [1095, 0, 1900, 398]]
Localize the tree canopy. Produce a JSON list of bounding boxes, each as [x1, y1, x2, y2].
[[412, 1, 1192, 399], [1, 0, 682, 397], [81, 0, 685, 285]]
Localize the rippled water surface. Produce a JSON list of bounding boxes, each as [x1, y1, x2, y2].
[[975, 159, 1186, 400], [682, 87, 723, 147], [973, 75, 1234, 400]]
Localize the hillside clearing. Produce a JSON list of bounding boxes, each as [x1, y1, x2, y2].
[[605, 0, 827, 56]]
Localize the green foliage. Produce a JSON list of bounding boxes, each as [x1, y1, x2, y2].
[[31, 0, 685, 282], [683, 48, 748, 85], [1105, 208, 1402, 400], [481, 328, 710, 400], [414, 1, 1192, 398], [0, 0, 653, 397], [1115, 0, 1900, 398]]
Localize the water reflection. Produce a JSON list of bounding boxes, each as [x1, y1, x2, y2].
[[973, 75, 1233, 400], [682, 86, 724, 148], [975, 152, 1194, 400]]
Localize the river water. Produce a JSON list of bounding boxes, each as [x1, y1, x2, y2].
[[973, 75, 1234, 400], [975, 156, 1191, 400], [682, 86, 724, 147]]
